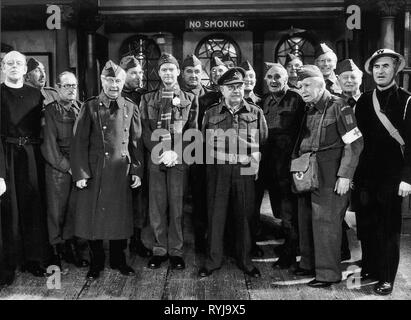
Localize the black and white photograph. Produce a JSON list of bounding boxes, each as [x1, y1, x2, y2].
[[1, 0, 411, 307]]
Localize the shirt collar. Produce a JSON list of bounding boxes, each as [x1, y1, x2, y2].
[[99, 91, 124, 108], [311, 90, 331, 113], [219, 99, 251, 114], [160, 82, 180, 95]]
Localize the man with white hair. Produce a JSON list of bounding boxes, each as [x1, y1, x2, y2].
[[71, 60, 143, 280], [293, 65, 363, 288], [314, 43, 342, 96], [336, 59, 363, 110], [354, 49, 411, 295], [335, 58, 365, 262], [256, 63, 305, 267], [0, 50, 50, 281]]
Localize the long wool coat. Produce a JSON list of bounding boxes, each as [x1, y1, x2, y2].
[[70, 91, 143, 240]]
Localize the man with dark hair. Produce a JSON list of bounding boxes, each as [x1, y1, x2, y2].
[[24, 57, 58, 105], [180, 54, 210, 254], [71, 60, 143, 280], [284, 53, 303, 92], [119, 55, 152, 258], [354, 49, 411, 295], [140, 53, 198, 270], [1, 51, 49, 279], [41, 71, 88, 269]]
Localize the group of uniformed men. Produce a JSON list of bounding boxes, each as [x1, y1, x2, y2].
[[0, 41, 410, 297]]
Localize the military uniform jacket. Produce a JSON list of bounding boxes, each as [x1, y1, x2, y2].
[[42, 87, 59, 106], [202, 99, 268, 163], [122, 87, 147, 107], [41, 99, 81, 172], [139, 84, 198, 160], [70, 92, 143, 239], [355, 84, 411, 185], [297, 90, 363, 181], [262, 89, 305, 143]]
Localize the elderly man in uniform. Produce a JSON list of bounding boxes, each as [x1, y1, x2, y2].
[[0, 51, 49, 278], [71, 60, 143, 280], [41, 71, 88, 269], [354, 49, 411, 295], [24, 57, 59, 105], [314, 43, 342, 96], [335, 59, 365, 262], [293, 65, 363, 287], [119, 55, 153, 258], [284, 53, 303, 92], [140, 53, 198, 270], [336, 59, 363, 110], [256, 63, 305, 267], [198, 67, 268, 278]]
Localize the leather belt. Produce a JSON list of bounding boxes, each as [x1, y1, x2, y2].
[[5, 136, 42, 146], [213, 151, 251, 164]]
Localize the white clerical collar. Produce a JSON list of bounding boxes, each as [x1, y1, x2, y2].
[[5, 79, 24, 88]]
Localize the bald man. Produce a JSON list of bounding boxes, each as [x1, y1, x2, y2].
[[1, 51, 49, 281]]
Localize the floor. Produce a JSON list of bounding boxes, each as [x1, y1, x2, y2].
[[1, 193, 411, 300]]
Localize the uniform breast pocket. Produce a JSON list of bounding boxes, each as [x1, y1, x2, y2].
[[239, 113, 258, 131], [278, 110, 295, 129], [147, 104, 159, 129], [56, 116, 75, 139], [321, 117, 338, 144], [207, 114, 228, 130]]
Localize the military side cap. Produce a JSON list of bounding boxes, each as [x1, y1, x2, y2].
[[158, 53, 179, 69], [217, 67, 246, 85], [336, 59, 361, 75], [120, 55, 140, 71], [210, 56, 225, 69], [239, 60, 254, 72], [297, 65, 323, 81], [27, 58, 41, 73], [222, 54, 235, 68], [101, 60, 124, 77], [181, 54, 202, 69], [364, 48, 405, 75], [314, 43, 334, 59], [284, 53, 302, 66]]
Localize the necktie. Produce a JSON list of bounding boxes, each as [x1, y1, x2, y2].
[[109, 100, 118, 114], [347, 97, 356, 108], [325, 79, 333, 91]]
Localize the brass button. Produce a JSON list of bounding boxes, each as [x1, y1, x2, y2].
[[105, 152, 109, 156], [103, 126, 107, 130]]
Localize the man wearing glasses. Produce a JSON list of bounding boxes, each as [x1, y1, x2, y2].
[[199, 67, 268, 278], [0, 51, 49, 281], [71, 61, 143, 280], [41, 71, 89, 270]]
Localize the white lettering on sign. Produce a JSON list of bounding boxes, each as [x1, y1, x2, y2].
[[346, 5, 361, 30], [187, 19, 246, 30], [46, 5, 61, 30]]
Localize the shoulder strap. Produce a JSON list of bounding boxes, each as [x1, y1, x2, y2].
[[372, 89, 405, 147], [404, 95, 411, 120]]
